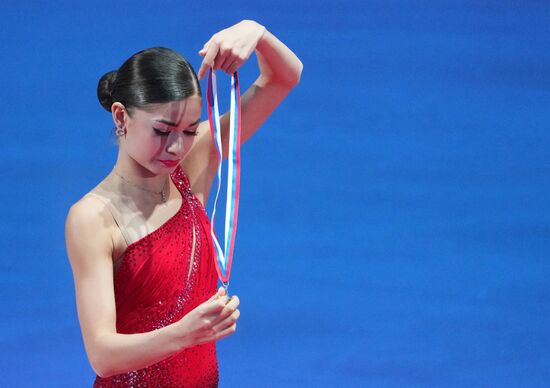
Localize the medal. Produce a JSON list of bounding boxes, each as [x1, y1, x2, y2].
[[207, 69, 242, 295]]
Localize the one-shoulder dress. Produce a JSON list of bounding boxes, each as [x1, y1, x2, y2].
[[93, 165, 219, 387]]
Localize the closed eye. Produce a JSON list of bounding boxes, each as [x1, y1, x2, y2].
[[154, 128, 199, 137], [185, 130, 199, 137], [153, 128, 170, 137]]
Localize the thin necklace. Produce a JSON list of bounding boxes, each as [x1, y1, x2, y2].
[[113, 169, 168, 203]]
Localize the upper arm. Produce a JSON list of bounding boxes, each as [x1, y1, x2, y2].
[[217, 73, 293, 159], [65, 197, 117, 372], [181, 69, 296, 203]]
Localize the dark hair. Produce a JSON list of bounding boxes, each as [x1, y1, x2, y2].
[[97, 47, 201, 114]]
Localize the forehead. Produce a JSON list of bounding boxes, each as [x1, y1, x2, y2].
[[135, 96, 202, 123]]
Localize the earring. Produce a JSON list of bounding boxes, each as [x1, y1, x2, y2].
[[115, 126, 126, 137]]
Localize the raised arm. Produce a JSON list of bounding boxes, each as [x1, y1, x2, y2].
[[181, 20, 302, 199], [197, 20, 303, 159]]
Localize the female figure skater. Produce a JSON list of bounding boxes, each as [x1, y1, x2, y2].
[[65, 20, 302, 387]]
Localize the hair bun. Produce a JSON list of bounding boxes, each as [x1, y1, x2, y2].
[[95, 47, 200, 115], [97, 70, 117, 112]]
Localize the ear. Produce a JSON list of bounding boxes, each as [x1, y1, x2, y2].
[[111, 102, 129, 129]]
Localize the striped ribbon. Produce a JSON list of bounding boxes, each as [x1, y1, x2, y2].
[[206, 68, 241, 290]]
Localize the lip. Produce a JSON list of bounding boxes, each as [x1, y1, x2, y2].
[[158, 159, 181, 167]]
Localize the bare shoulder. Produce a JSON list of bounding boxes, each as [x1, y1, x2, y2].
[[65, 193, 115, 271], [65, 193, 119, 366], [66, 193, 115, 238]]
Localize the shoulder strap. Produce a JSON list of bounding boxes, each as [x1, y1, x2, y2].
[[86, 192, 132, 246], [171, 165, 191, 196]]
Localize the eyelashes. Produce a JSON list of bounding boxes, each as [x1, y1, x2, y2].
[[153, 128, 170, 136], [153, 128, 199, 137]]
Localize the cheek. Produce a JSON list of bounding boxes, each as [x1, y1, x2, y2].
[[166, 135, 195, 156], [150, 135, 166, 150], [127, 131, 164, 157], [183, 137, 195, 152]]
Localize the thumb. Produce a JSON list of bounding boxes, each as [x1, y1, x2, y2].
[[208, 287, 226, 301], [198, 42, 209, 57], [217, 286, 227, 297]]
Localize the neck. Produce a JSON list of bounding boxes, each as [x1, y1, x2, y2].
[[113, 152, 168, 193]]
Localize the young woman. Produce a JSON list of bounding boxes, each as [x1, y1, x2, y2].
[[65, 20, 302, 387]]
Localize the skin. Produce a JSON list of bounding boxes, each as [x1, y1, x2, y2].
[[113, 97, 203, 181], [65, 20, 303, 378]]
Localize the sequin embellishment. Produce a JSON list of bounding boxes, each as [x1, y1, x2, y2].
[[93, 166, 219, 387]]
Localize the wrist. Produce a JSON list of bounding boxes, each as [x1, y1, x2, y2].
[[169, 319, 192, 351], [252, 22, 268, 52]]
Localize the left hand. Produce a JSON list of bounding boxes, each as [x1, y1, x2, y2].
[[197, 20, 266, 80]]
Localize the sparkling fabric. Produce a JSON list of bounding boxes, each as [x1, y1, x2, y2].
[[94, 165, 219, 387]]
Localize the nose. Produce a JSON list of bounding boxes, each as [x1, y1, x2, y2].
[[166, 133, 184, 155]]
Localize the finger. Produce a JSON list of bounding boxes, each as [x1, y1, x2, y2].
[[212, 47, 230, 71], [200, 288, 227, 313], [198, 41, 210, 57], [226, 49, 248, 74], [225, 60, 240, 76], [227, 295, 240, 309], [233, 47, 253, 66], [219, 294, 239, 309], [213, 309, 240, 332], [202, 290, 233, 315], [207, 287, 226, 302], [201, 299, 228, 318], [214, 322, 237, 341], [219, 52, 235, 73], [197, 42, 219, 80], [211, 297, 240, 326]]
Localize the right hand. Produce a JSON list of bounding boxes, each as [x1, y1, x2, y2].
[[176, 287, 240, 348], [197, 20, 266, 79]]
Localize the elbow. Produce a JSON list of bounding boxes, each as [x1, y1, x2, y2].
[[91, 360, 118, 379], [90, 359, 105, 378], [279, 61, 303, 90], [90, 354, 111, 378], [271, 60, 303, 89], [87, 340, 116, 378], [92, 366, 107, 379]]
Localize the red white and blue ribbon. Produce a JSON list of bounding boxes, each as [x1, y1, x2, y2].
[[206, 68, 241, 290]]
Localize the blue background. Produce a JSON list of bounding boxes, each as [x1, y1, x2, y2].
[[1, 0, 549, 386]]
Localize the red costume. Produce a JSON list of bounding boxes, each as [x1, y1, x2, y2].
[[94, 165, 219, 387]]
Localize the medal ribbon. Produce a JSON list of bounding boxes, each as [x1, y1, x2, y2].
[[206, 69, 241, 289]]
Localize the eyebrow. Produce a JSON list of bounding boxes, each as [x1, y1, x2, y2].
[[154, 118, 201, 127]]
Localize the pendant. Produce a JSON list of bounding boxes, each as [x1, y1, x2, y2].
[[222, 283, 231, 304]]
